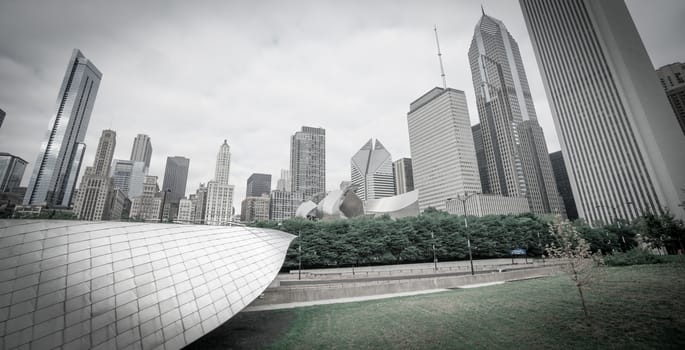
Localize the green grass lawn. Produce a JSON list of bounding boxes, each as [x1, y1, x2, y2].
[[190, 261, 685, 350]]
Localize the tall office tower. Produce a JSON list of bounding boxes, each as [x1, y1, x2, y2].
[[520, 0, 685, 223], [269, 190, 304, 222], [130, 134, 153, 172], [192, 183, 208, 224], [240, 195, 270, 222], [550, 151, 578, 220], [0, 153, 27, 192], [290, 126, 326, 199], [656, 62, 685, 136], [162, 156, 190, 206], [246, 173, 272, 197], [206, 140, 235, 225], [351, 139, 396, 201], [407, 87, 482, 211], [468, 11, 564, 216], [129, 175, 162, 221], [471, 124, 490, 194], [392, 158, 414, 195], [276, 169, 291, 192], [24, 49, 102, 207], [0, 108, 5, 129], [110, 160, 146, 198], [73, 130, 116, 221]]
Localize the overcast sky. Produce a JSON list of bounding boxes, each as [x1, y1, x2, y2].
[[1, 0, 683, 213]]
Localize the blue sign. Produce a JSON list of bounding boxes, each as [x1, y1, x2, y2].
[[510, 248, 527, 255]]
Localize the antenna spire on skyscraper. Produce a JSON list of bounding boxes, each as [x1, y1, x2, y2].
[[481, 4, 485, 15], [433, 25, 447, 89]]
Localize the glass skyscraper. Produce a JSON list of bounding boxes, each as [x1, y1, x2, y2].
[[290, 126, 326, 199], [468, 11, 564, 216], [23, 49, 102, 207], [351, 139, 395, 201]]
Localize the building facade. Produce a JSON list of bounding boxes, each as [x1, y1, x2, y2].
[[0, 153, 27, 192], [73, 130, 116, 221], [130, 134, 153, 172], [520, 0, 685, 222], [392, 158, 414, 195], [176, 197, 195, 224], [445, 194, 530, 217], [351, 139, 396, 201], [241, 195, 270, 222], [110, 159, 146, 199], [129, 175, 162, 221], [161, 156, 190, 219], [24, 49, 102, 207], [407, 87, 482, 211], [191, 183, 208, 224], [105, 188, 130, 221], [205, 140, 235, 225], [290, 126, 326, 199], [471, 124, 490, 194], [269, 190, 305, 222], [246, 173, 272, 197], [550, 151, 578, 220], [0, 108, 4, 129], [468, 12, 564, 216], [276, 169, 291, 192], [656, 62, 685, 136]]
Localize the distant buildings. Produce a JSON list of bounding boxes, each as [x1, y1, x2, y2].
[[106, 188, 129, 220], [468, 11, 564, 216], [0, 153, 27, 192], [205, 140, 235, 225], [176, 197, 195, 224], [130, 175, 162, 221], [520, 0, 685, 222], [192, 183, 208, 224], [276, 169, 291, 192], [407, 87, 481, 211], [550, 151, 578, 221], [246, 173, 272, 197], [130, 134, 153, 172], [0, 108, 5, 129], [656, 62, 685, 136], [351, 139, 395, 201], [73, 130, 116, 221], [24, 49, 102, 207], [269, 190, 304, 222], [392, 158, 414, 195], [110, 160, 146, 198], [290, 126, 326, 199], [161, 156, 190, 218], [241, 195, 270, 222]]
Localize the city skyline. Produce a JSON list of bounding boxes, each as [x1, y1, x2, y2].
[[0, 1, 682, 212]]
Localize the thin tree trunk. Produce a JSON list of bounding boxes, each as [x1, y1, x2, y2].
[[571, 262, 590, 322]]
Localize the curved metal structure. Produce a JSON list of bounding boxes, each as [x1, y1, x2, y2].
[[364, 190, 420, 219], [0, 220, 294, 350]]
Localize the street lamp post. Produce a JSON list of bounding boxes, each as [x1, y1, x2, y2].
[[298, 229, 302, 281], [159, 188, 171, 223], [431, 230, 437, 271], [537, 231, 545, 263], [450, 193, 478, 276]]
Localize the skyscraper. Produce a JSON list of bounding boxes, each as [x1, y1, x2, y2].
[[129, 175, 162, 221], [161, 156, 190, 206], [192, 183, 208, 224], [24, 49, 102, 207], [241, 195, 270, 222], [246, 173, 272, 197], [0, 153, 27, 192], [290, 126, 325, 199], [269, 190, 304, 222], [0, 108, 5, 129], [407, 87, 482, 211], [468, 11, 564, 216], [73, 130, 116, 221], [392, 158, 414, 195], [656, 62, 685, 136], [520, 0, 685, 222], [351, 139, 395, 201], [550, 151, 578, 221], [276, 169, 291, 192], [206, 140, 235, 225], [130, 134, 153, 172], [110, 159, 146, 198]]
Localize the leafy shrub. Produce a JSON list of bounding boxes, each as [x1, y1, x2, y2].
[[604, 248, 666, 266]]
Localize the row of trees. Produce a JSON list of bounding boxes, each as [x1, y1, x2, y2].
[[252, 209, 685, 270]]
